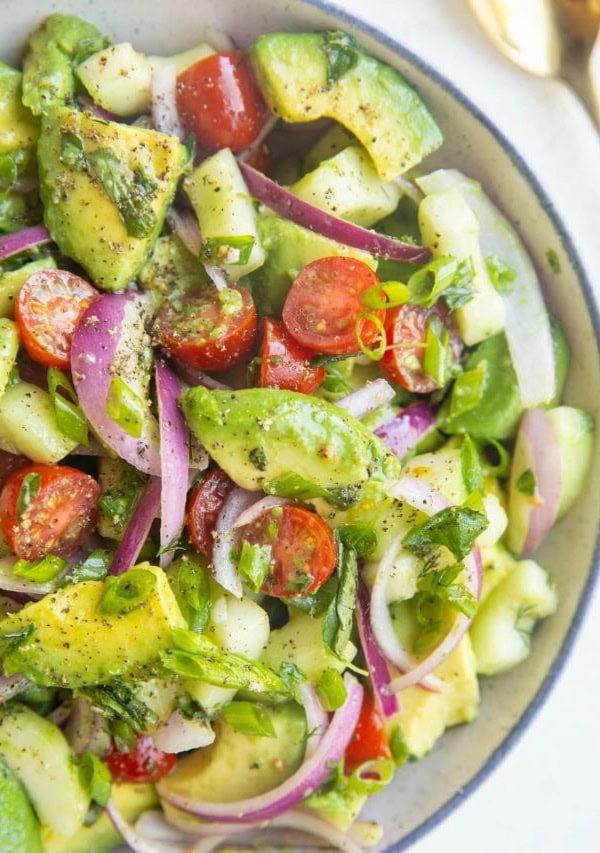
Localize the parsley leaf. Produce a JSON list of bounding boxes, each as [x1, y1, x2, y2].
[[322, 532, 358, 659], [485, 254, 516, 292], [321, 31, 361, 85], [403, 505, 488, 560]]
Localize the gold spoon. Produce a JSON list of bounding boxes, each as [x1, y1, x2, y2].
[[469, 0, 600, 127]]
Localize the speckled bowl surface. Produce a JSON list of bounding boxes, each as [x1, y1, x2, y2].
[[4, 1, 600, 850]]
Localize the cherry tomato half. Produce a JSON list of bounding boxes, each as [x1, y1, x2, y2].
[[259, 318, 325, 394], [0, 464, 101, 561], [380, 303, 462, 394], [154, 286, 257, 372], [344, 691, 392, 776], [176, 51, 267, 152], [282, 257, 385, 356], [15, 269, 99, 369], [187, 467, 234, 558], [243, 505, 337, 599], [103, 735, 176, 784]]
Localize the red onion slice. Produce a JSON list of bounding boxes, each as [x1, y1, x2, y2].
[[356, 579, 399, 718], [233, 496, 291, 529], [158, 674, 363, 823], [109, 477, 161, 576], [203, 265, 229, 292], [107, 800, 189, 853], [0, 225, 52, 261], [64, 697, 111, 756], [156, 360, 189, 569], [389, 474, 449, 515], [375, 401, 437, 461], [152, 710, 215, 754], [335, 379, 395, 420], [211, 486, 257, 598], [238, 161, 431, 264], [167, 209, 202, 257], [387, 547, 482, 694], [151, 64, 185, 139], [296, 681, 328, 759], [71, 293, 161, 475], [172, 361, 231, 391], [512, 407, 562, 554], [237, 113, 278, 164]]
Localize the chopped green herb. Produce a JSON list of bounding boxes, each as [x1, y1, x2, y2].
[[66, 549, 113, 584], [87, 149, 157, 239], [201, 235, 255, 266], [545, 249, 561, 274], [403, 505, 488, 560], [407, 256, 476, 311], [81, 678, 158, 734], [322, 532, 358, 659], [47, 367, 89, 445], [264, 472, 360, 510], [485, 254, 516, 292], [321, 31, 361, 85], [319, 363, 354, 397], [249, 446, 268, 471], [516, 468, 536, 496], [237, 540, 271, 593], [423, 313, 450, 387], [316, 669, 347, 711], [448, 360, 487, 419], [167, 553, 211, 633], [336, 524, 378, 558], [223, 701, 276, 738], [98, 569, 157, 615], [16, 472, 41, 522], [78, 752, 112, 807], [460, 434, 484, 494]]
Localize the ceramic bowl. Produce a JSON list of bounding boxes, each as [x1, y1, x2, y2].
[[4, 1, 600, 850]]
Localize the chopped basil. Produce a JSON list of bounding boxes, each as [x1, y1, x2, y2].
[[223, 701, 276, 738], [516, 468, 536, 496], [319, 363, 354, 396], [97, 569, 157, 615], [316, 668, 347, 711], [545, 249, 561, 274], [407, 256, 476, 311], [460, 434, 484, 494], [416, 561, 478, 619], [237, 540, 271, 593], [321, 31, 361, 85], [106, 375, 145, 439], [81, 678, 158, 733], [423, 313, 451, 387], [16, 472, 41, 522], [485, 254, 516, 292], [448, 360, 487, 419], [78, 751, 111, 807], [98, 465, 145, 536], [249, 446, 268, 471], [286, 574, 337, 618], [322, 531, 358, 659], [47, 367, 89, 446], [306, 755, 394, 813], [403, 505, 488, 560], [336, 523, 378, 558], [264, 472, 360, 510], [201, 235, 255, 266], [66, 549, 113, 584], [12, 554, 67, 584], [160, 628, 291, 699], [167, 554, 211, 634], [87, 149, 158, 239]]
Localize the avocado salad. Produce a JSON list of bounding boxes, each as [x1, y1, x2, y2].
[[0, 12, 595, 852]]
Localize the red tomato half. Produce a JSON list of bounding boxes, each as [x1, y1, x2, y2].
[[243, 505, 337, 599], [282, 257, 385, 356], [103, 735, 176, 783], [259, 318, 324, 394], [344, 691, 392, 776], [187, 467, 234, 558], [15, 269, 99, 368], [380, 303, 462, 394], [154, 286, 257, 372], [176, 51, 267, 152], [0, 464, 101, 561]]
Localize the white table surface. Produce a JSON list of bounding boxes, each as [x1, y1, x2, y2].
[[332, 1, 600, 851]]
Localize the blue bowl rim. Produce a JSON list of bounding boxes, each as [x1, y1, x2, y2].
[[294, 0, 600, 849]]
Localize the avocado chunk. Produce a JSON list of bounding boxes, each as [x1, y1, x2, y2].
[[386, 636, 479, 759], [42, 783, 157, 853], [0, 61, 39, 154], [0, 757, 42, 853], [0, 703, 90, 836], [250, 209, 376, 316], [262, 611, 352, 682], [180, 386, 399, 494], [22, 13, 109, 116], [439, 334, 524, 440], [37, 107, 188, 290], [158, 702, 305, 816], [0, 563, 186, 686], [249, 32, 442, 179]]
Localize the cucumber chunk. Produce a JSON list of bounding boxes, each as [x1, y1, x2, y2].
[[547, 406, 595, 518]]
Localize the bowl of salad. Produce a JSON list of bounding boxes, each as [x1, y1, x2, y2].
[[0, 1, 598, 851]]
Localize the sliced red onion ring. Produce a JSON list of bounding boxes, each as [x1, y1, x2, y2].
[[268, 810, 364, 853], [368, 538, 442, 694], [375, 401, 437, 461], [238, 161, 431, 264], [204, 264, 229, 292], [211, 486, 257, 598], [513, 407, 562, 554], [158, 673, 363, 823], [389, 474, 449, 516], [167, 208, 202, 257], [356, 579, 399, 719], [109, 477, 161, 576], [0, 225, 52, 261], [71, 293, 160, 476], [335, 378, 395, 420], [152, 711, 215, 754], [387, 547, 482, 694], [172, 361, 231, 391], [156, 360, 189, 568], [237, 113, 278, 164], [64, 697, 111, 756], [296, 681, 328, 759], [233, 496, 291, 529], [107, 800, 189, 853], [151, 64, 185, 139], [0, 673, 29, 703]]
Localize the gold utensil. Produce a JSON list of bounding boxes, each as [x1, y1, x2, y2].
[[469, 0, 600, 126]]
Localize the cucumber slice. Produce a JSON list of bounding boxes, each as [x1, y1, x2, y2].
[[547, 406, 595, 518]]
